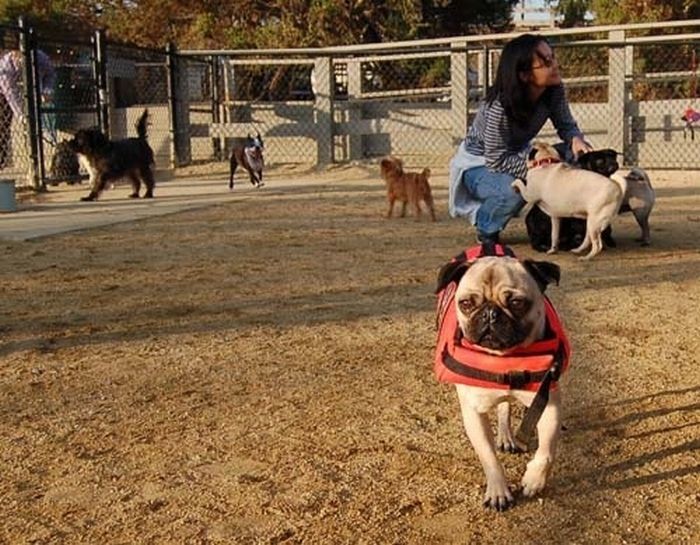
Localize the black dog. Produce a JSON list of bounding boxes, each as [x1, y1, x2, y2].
[[525, 149, 618, 252], [67, 110, 155, 202], [229, 133, 264, 190]]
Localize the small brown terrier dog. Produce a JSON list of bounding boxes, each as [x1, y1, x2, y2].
[[379, 156, 436, 221]]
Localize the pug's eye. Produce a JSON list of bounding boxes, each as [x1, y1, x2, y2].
[[508, 297, 530, 313], [458, 296, 479, 313]]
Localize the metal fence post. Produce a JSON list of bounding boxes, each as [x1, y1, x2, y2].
[[18, 17, 42, 191], [166, 43, 179, 168], [608, 30, 626, 162], [450, 40, 468, 146], [313, 56, 334, 167], [210, 55, 222, 160], [93, 28, 109, 135]]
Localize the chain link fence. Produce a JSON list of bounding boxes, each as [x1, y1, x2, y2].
[[180, 24, 700, 170], [4, 19, 700, 192], [628, 40, 699, 167], [35, 36, 98, 186], [0, 25, 32, 186], [211, 57, 323, 164], [105, 43, 170, 168]]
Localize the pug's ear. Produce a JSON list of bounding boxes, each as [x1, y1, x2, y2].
[[436, 260, 469, 294], [522, 260, 560, 292]]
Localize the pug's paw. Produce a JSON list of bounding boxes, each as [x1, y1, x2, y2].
[[521, 458, 552, 497], [496, 428, 522, 454], [483, 475, 515, 511]]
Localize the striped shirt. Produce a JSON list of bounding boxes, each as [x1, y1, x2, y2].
[[0, 50, 55, 118], [464, 85, 583, 179]]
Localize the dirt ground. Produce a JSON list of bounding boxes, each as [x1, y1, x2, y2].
[[0, 162, 698, 545]]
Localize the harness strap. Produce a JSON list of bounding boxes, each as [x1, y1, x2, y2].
[[441, 348, 550, 390], [514, 343, 566, 450]]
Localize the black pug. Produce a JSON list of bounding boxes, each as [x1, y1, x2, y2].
[[525, 148, 619, 252], [67, 109, 155, 202]]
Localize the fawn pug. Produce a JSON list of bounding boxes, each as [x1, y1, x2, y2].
[[68, 110, 155, 202], [435, 244, 569, 511], [379, 156, 436, 221], [512, 142, 626, 260], [525, 148, 655, 251]]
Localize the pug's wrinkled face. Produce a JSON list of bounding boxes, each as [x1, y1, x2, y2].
[[454, 257, 549, 353], [576, 149, 619, 177]]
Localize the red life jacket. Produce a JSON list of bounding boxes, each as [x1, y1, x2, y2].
[[434, 244, 571, 392]]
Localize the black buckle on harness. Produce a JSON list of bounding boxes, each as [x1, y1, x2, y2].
[[500, 370, 531, 390]]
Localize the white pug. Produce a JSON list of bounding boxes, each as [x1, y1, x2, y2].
[[435, 250, 567, 511], [512, 141, 627, 260], [619, 167, 655, 246]]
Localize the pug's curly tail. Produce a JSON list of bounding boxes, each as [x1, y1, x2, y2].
[[512, 178, 537, 217], [609, 172, 628, 198]]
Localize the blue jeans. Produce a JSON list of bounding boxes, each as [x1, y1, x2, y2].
[[462, 166, 525, 236]]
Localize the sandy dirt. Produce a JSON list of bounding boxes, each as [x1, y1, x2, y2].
[[0, 162, 698, 544]]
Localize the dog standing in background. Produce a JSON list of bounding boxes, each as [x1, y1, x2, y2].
[[513, 142, 626, 260], [67, 109, 155, 202], [229, 133, 265, 190], [525, 148, 655, 250], [379, 156, 436, 221]]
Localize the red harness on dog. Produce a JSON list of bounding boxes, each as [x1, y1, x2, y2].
[[434, 244, 571, 392]]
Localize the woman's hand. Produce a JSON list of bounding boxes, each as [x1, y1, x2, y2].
[[571, 136, 593, 158]]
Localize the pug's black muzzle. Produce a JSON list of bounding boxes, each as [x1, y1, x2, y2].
[[467, 303, 528, 351]]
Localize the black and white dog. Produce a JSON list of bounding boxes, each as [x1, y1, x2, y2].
[[229, 133, 265, 190], [67, 110, 155, 202]]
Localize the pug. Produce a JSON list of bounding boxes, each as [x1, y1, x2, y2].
[[617, 167, 655, 246], [525, 149, 655, 250], [512, 141, 627, 260], [435, 248, 567, 511]]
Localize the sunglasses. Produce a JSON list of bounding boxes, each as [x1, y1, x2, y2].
[[532, 53, 557, 70]]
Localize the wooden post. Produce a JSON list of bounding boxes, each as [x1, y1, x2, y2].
[[313, 56, 334, 167], [608, 30, 627, 161], [451, 40, 468, 146], [346, 59, 362, 161]]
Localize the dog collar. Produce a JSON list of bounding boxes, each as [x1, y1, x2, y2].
[[529, 157, 561, 169]]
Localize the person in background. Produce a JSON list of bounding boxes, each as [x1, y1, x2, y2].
[[448, 33, 592, 244], [0, 48, 56, 168]]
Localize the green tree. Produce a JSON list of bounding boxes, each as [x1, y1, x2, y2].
[[591, 0, 700, 23], [419, 0, 519, 37], [548, 0, 700, 26], [2, 1, 521, 49], [547, 0, 589, 27]]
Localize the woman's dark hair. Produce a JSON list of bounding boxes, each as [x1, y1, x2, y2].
[[486, 34, 556, 127]]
